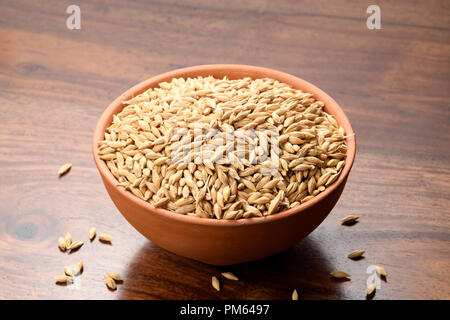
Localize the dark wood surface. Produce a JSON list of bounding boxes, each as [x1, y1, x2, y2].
[[0, 0, 449, 300]]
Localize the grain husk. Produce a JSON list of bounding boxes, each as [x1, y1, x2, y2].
[[376, 265, 387, 277], [68, 241, 84, 251], [341, 215, 359, 225], [330, 270, 351, 279], [347, 250, 365, 259], [104, 274, 116, 290], [211, 276, 220, 291], [106, 272, 123, 282], [74, 261, 83, 275], [366, 282, 376, 296], [55, 275, 72, 283], [292, 289, 299, 300], [89, 227, 96, 240], [58, 163, 72, 177], [99, 234, 112, 243], [64, 266, 73, 277], [58, 237, 66, 252], [221, 272, 238, 281], [64, 233, 72, 248]]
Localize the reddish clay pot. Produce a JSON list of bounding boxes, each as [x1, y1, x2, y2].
[[93, 64, 356, 266]]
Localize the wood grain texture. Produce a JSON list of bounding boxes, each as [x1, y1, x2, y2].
[[0, 0, 449, 300]]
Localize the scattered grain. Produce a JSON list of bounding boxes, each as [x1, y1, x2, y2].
[[366, 282, 376, 296], [68, 241, 84, 251], [99, 234, 112, 243], [55, 275, 72, 283], [64, 233, 72, 248], [64, 266, 73, 277], [330, 271, 351, 279], [221, 272, 238, 281], [58, 163, 72, 177], [58, 237, 66, 252], [89, 227, 96, 240], [347, 250, 365, 259], [341, 215, 359, 225], [104, 273, 116, 290], [211, 276, 220, 291], [74, 261, 83, 275], [106, 272, 123, 282], [376, 265, 387, 277]]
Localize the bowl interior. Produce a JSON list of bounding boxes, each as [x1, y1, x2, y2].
[[92, 64, 356, 226]]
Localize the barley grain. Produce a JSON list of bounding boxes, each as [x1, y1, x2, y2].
[[330, 271, 351, 279], [58, 237, 66, 252], [104, 274, 116, 290], [366, 282, 376, 296], [55, 275, 72, 283], [154, 197, 169, 208], [376, 266, 387, 277], [68, 241, 84, 251], [89, 227, 96, 240], [74, 261, 83, 275], [347, 250, 365, 259], [221, 272, 238, 281], [267, 190, 284, 215], [64, 233, 72, 248], [58, 163, 72, 177], [106, 272, 123, 282], [211, 276, 220, 291], [99, 234, 112, 243], [64, 266, 73, 277], [341, 215, 359, 225]]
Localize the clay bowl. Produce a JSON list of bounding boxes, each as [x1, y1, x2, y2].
[[93, 64, 356, 265]]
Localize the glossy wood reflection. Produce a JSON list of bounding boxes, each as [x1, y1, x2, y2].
[[0, 0, 449, 300]]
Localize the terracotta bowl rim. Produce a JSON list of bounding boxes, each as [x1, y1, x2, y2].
[[92, 64, 356, 227]]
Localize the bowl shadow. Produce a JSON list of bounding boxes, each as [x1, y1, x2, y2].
[[119, 237, 345, 300]]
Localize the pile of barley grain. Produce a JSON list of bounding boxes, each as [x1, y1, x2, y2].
[[98, 76, 347, 219]]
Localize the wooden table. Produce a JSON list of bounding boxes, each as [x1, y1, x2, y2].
[[0, 0, 449, 300]]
